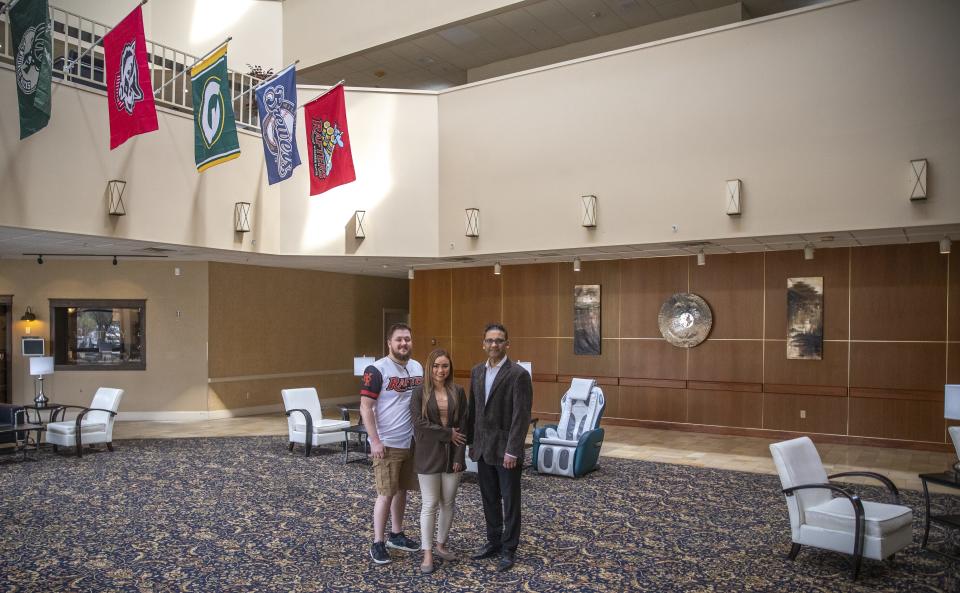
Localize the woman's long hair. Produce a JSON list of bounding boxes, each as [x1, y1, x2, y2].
[[423, 348, 456, 419]]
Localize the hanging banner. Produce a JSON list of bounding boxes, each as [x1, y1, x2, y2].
[[11, 0, 53, 139], [191, 43, 241, 172], [304, 85, 355, 195], [104, 5, 159, 150], [255, 65, 300, 184]]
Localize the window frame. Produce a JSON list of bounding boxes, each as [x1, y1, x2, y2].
[[49, 298, 147, 371]]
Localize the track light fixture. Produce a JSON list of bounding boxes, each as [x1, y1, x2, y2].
[[494, 261, 501, 275], [941, 237, 952, 255], [804, 244, 815, 260], [573, 257, 581, 272], [37, 255, 43, 264], [113, 255, 118, 266], [697, 250, 706, 266]]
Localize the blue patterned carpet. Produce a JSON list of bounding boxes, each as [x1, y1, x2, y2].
[[0, 436, 958, 592]]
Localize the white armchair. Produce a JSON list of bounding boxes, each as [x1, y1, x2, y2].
[[769, 436, 913, 580], [46, 388, 124, 458], [281, 388, 350, 457]]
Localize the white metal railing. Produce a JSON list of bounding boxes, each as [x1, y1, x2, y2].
[[0, 2, 261, 130]]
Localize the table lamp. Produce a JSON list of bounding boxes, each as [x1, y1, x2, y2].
[[30, 356, 54, 407], [945, 384, 960, 473]]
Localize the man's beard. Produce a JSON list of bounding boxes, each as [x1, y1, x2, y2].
[[390, 348, 410, 362]]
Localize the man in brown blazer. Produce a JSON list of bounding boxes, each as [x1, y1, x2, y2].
[[467, 323, 533, 572]]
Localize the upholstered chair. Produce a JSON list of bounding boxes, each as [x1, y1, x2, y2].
[[949, 426, 960, 472], [769, 436, 913, 580], [281, 388, 351, 457], [46, 388, 124, 458], [532, 378, 605, 478]]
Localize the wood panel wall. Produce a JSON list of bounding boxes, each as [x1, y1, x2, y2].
[[410, 243, 958, 450]]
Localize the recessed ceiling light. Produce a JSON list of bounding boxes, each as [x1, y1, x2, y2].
[[819, 235, 834, 242], [373, 69, 386, 78], [590, 11, 602, 18], [416, 56, 435, 66]]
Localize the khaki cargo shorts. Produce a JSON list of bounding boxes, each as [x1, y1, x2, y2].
[[373, 446, 419, 496]]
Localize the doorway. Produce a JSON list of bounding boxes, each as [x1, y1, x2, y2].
[[0, 296, 11, 404]]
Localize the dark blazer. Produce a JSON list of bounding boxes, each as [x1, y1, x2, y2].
[[410, 384, 468, 474], [467, 358, 533, 464]]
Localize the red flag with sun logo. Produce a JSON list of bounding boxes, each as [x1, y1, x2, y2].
[[103, 6, 158, 150], [304, 84, 356, 195]]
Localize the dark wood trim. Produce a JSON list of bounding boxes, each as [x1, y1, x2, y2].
[[453, 370, 470, 379], [849, 387, 943, 401], [557, 375, 618, 386], [531, 373, 557, 383], [763, 384, 848, 397], [49, 299, 147, 372], [687, 380, 763, 393], [619, 377, 686, 389], [0, 295, 11, 405]]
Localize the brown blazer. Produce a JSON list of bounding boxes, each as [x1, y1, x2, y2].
[[410, 384, 468, 474], [466, 357, 533, 465]]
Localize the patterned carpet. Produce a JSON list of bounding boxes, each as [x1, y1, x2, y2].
[[0, 436, 958, 592]]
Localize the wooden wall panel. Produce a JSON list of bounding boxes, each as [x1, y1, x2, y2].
[[620, 339, 686, 380], [558, 260, 620, 338], [557, 338, 619, 379], [502, 263, 558, 337], [600, 385, 620, 419], [451, 267, 502, 337], [410, 269, 451, 341], [950, 344, 960, 383], [412, 336, 452, 364], [687, 339, 763, 384], [763, 340, 847, 388], [850, 243, 947, 341], [617, 385, 686, 422], [849, 342, 945, 391], [686, 389, 763, 428], [951, 250, 960, 341], [848, 397, 945, 442], [689, 252, 763, 339], [507, 337, 558, 375], [620, 257, 688, 338], [764, 247, 849, 340], [763, 392, 848, 435], [531, 381, 562, 415]]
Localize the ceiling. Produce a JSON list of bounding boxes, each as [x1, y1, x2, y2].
[[297, 0, 826, 90], [1, 224, 956, 279]]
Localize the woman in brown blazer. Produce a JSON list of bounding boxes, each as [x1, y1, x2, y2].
[[410, 348, 468, 573]]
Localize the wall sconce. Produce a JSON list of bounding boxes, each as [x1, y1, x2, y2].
[[581, 195, 597, 227], [725, 179, 741, 215], [804, 244, 815, 260], [354, 210, 366, 240], [910, 159, 927, 201], [697, 250, 706, 266], [573, 257, 581, 272], [465, 208, 480, 238], [234, 202, 251, 233], [493, 261, 501, 275], [20, 306, 37, 322], [941, 237, 952, 255], [107, 179, 127, 216]]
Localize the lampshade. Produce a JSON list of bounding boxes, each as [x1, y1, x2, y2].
[[30, 356, 54, 376], [945, 385, 960, 420], [354, 356, 375, 376]]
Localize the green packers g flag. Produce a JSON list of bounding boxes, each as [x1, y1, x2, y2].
[[191, 43, 240, 172], [11, 0, 53, 139]]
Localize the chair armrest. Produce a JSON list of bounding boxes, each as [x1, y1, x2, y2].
[[783, 483, 865, 518], [828, 471, 900, 504], [532, 424, 557, 444], [50, 405, 89, 422], [284, 408, 313, 437]]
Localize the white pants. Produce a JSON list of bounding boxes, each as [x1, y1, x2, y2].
[[417, 472, 462, 550]]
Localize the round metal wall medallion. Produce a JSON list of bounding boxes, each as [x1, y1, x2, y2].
[[658, 293, 713, 348]]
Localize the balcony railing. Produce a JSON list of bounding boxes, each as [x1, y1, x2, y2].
[[0, 2, 261, 130]]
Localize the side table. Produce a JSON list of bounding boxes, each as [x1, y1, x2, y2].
[[343, 424, 369, 464], [919, 471, 960, 559]]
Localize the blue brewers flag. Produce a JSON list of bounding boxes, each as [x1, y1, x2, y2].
[[255, 65, 301, 184]]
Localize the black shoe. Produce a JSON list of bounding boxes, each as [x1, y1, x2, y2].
[[471, 543, 501, 560], [386, 531, 420, 552], [370, 542, 391, 565], [497, 552, 515, 572]]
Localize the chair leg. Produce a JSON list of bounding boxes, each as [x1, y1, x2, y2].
[[76, 431, 83, 458], [288, 442, 294, 452], [52, 445, 58, 452], [787, 543, 801, 560], [305, 440, 312, 457], [107, 442, 114, 452], [852, 552, 863, 581]]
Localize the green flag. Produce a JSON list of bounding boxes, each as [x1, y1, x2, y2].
[[191, 43, 241, 172], [11, 0, 53, 139]]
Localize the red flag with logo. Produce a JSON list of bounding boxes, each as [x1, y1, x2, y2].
[[304, 85, 356, 195], [104, 6, 158, 150]]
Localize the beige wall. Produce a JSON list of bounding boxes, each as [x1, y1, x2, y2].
[[467, 3, 744, 82], [283, 0, 524, 68], [51, 0, 284, 70], [0, 260, 209, 413], [0, 71, 440, 258], [438, 0, 960, 255], [207, 263, 409, 411]]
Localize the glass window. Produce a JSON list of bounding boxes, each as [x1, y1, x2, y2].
[[50, 299, 145, 370]]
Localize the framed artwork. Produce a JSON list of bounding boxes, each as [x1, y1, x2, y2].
[[787, 277, 823, 360], [574, 284, 601, 355]]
